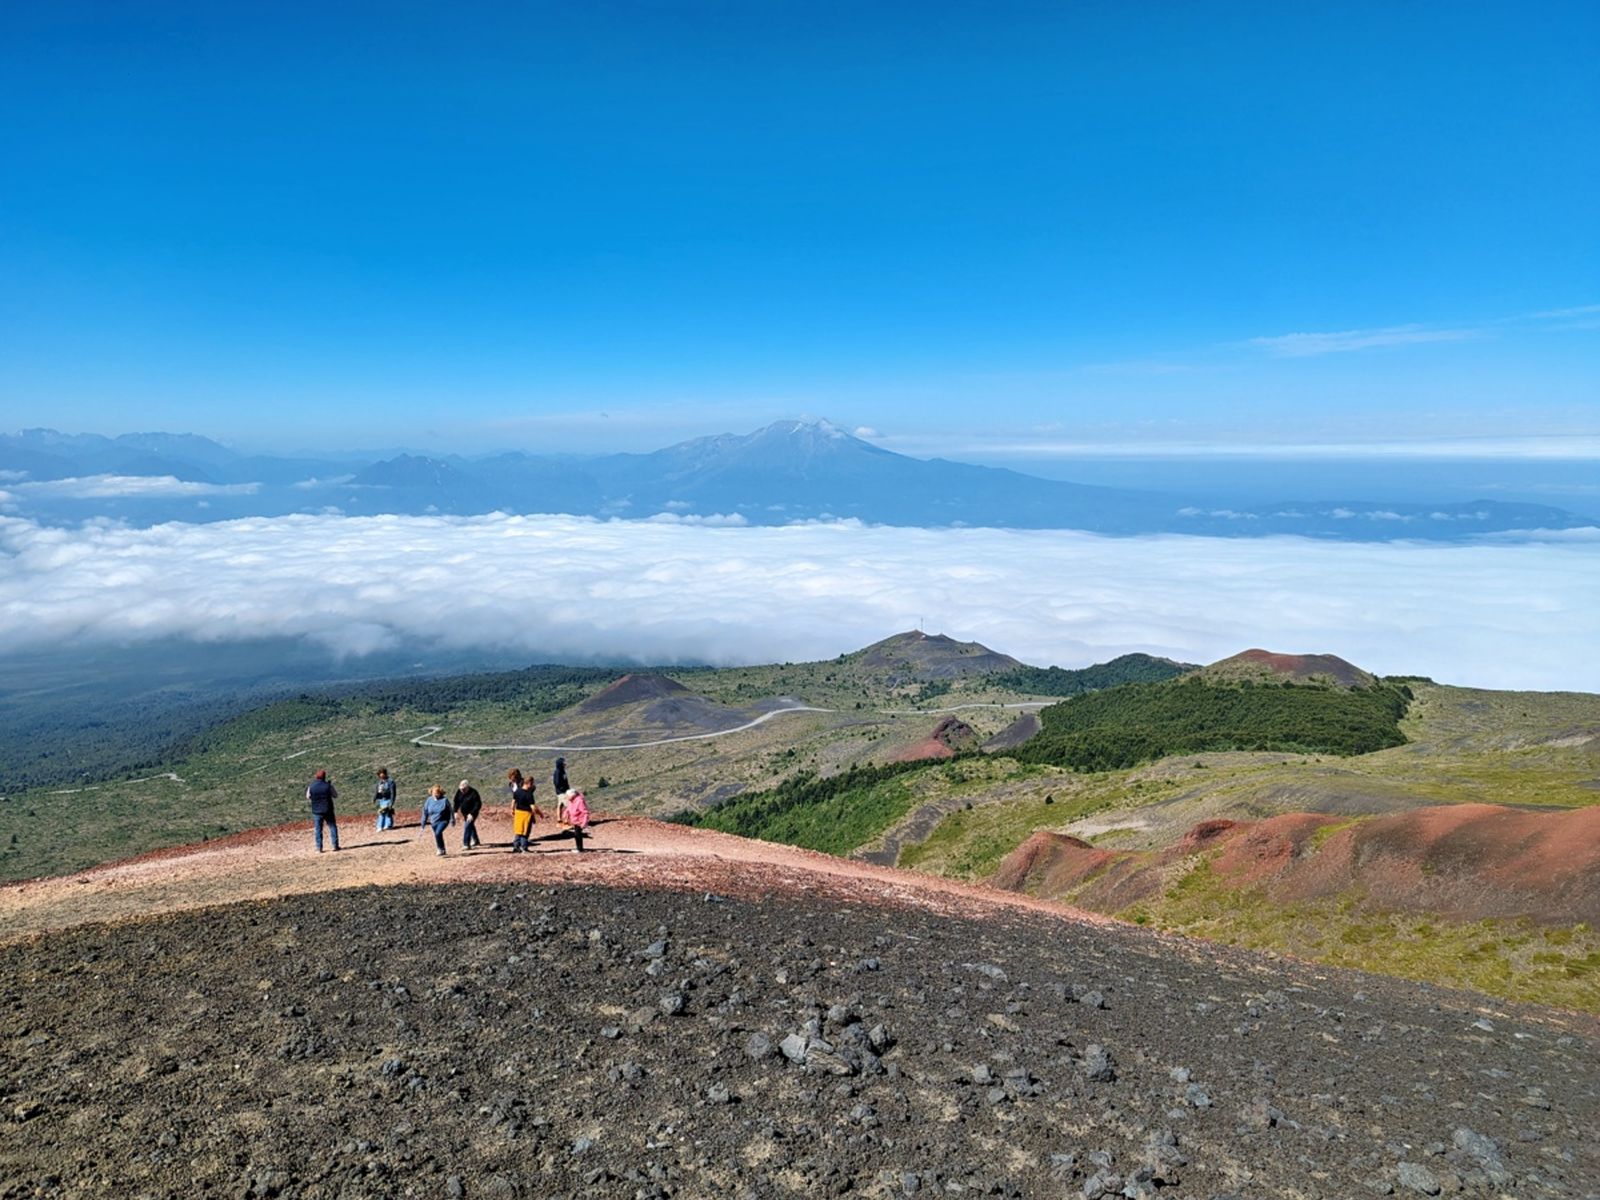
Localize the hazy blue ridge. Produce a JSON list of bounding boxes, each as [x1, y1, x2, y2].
[[2, 422, 1590, 540]]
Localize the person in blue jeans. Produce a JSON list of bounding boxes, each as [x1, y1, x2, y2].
[[421, 785, 453, 856], [307, 769, 340, 853], [373, 768, 398, 831]]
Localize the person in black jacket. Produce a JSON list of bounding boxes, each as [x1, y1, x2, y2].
[[452, 779, 483, 850], [307, 769, 340, 853], [552, 757, 570, 796], [507, 768, 542, 854]]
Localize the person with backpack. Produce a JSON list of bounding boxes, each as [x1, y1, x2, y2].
[[306, 769, 339, 853], [552, 756, 570, 796], [452, 778, 482, 850], [557, 789, 590, 853], [373, 768, 398, 831], [421, 785, 454, 856], [507, 768, 542, 854]]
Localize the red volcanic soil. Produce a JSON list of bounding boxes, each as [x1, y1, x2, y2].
[[1292, 803, 1600, 923], [990, 832, 1115, 895], [1207, 648, 1374, 688], [995, 804, 1600, 926], [887, 715, 979, 762]]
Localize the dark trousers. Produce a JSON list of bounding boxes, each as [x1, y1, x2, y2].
[[462, 815, 481, 848], [430, 822, 449, 852], [314, 813, 339, 851]]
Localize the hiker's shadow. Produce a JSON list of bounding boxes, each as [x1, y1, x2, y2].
[[336, 839, 411, 851]]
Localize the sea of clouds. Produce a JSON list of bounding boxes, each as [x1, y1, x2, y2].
[[1, 512, 1595, 691]]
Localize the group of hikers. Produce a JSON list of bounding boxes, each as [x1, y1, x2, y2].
[[303, 755, 591, 856]]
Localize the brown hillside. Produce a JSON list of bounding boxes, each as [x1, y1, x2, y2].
[[576, 672, 691, 712], [990, 831, 1114, 895], [1201, 648, 1375, 689], [887, 716, 979, 762], [982, 711, 1040, 751], [994, 804, 1600, 927], [853, 630, 1021, 681]]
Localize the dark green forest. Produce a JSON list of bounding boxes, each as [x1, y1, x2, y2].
[[677, 758, 935, 854], [993, 653, 1195, 697], [1008, 677, 1412, 771]]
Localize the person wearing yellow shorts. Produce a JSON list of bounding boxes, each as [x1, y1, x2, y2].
[[507, 768, 542, 853]]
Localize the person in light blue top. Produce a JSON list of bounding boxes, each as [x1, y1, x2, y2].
[[373, 768, 398, 831], [420, 785, 453, 856]]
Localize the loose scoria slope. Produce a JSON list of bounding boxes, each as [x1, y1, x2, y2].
[[1, 816, 1596, 1198]]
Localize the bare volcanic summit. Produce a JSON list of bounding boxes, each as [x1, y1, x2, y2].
[[559, 672, 756, 738], [576, 672, 693, 713], [852, 630, 1021, 682], [1199, 648, 1376, 689]]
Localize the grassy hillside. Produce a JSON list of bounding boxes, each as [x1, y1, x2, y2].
[[1115, 857, 1600, 1012]]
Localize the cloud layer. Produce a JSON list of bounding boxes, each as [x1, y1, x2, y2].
[[0, 513, 1595, 691], [10, 475, 263, 499]]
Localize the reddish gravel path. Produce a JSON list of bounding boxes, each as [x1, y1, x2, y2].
[[0, 810, 1116, 943]]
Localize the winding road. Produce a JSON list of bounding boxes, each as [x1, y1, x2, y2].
[[408, 699, 1056, 754]]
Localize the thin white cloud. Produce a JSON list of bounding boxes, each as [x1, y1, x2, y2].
[[909, 435, 1600, 461], [644, 512, 748, 526], [16, 474, 261, 499], [1244, 300, 1597, 359], [1527, 303, 1600, 320], [292, 475, 355, 489], [1247, 324, 1483, 357], [0, 514, 1596, 691]]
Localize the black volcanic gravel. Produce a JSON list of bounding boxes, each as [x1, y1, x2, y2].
[[1, 884, 1597, 1199]]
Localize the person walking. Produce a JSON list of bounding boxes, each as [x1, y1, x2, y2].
[[307, 769, 340, 853], [507, 768, 542, 854], [557, 788, 590, 853], [552, 756, 570, 797], [373, 768, 398, 831], [453, 778, 482, 850], [421, 785, 453, 856]]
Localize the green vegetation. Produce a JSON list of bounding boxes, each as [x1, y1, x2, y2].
[[0, 664, 621, 795], [0, 665, 622, 884], [183, 666, 618, 755], [993, 653, 1193, 697], [681, 759, 931, 855], [1121, 858, 1600, 1013], [898, 786, 1107, 879], [1010, 677, 1412, 771]]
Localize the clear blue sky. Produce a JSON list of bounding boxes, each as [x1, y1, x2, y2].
[[1, 1, 1596, 454]]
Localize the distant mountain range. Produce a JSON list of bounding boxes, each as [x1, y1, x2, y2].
[[2, 420, 1590, 540]]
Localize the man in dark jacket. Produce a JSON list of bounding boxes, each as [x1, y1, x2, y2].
[[452, 779, 483, 851], [307, 769, 340, 853]]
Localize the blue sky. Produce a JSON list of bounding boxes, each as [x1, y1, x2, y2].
[[1, 1, 1596, 455]]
